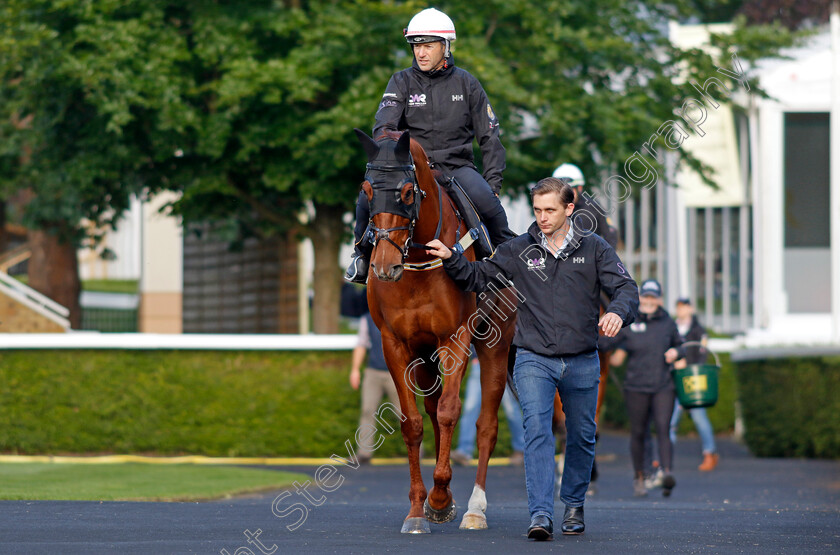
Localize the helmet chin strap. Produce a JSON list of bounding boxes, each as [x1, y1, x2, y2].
[[439, 41, 451, 70]]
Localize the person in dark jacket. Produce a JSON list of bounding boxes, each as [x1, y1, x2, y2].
[[605, 279, 685, 498], [669, 298, 719, 471], [345, 7, 516, 283], [425, 177, 638, 541]]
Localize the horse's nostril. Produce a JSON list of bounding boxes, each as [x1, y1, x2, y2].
[[391, 265, 404, 281]]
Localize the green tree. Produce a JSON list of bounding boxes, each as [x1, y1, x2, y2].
[[1, 0, 415, 332], [0, 0, 799, 331]]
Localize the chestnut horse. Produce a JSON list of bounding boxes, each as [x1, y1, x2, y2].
[[354, 128, 518, 533]]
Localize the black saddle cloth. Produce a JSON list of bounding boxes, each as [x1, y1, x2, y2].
[[439, 176, 494, 259]]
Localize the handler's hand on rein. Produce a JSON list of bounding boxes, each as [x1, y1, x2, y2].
[[598, 312, 623, 337], [425, 239, 452, 259]]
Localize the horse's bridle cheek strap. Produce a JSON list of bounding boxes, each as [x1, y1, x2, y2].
[[366, 161, 422, 261]]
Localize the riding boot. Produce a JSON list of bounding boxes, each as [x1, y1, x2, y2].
[[345, 194, 373, 284], [483, 206, 517, 249]]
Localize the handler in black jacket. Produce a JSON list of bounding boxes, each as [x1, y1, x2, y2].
[[345, 7, 515, 284], [426, 177, 638, 541], [604, 279, 685, 498]]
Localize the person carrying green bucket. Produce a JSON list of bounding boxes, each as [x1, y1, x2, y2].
[[670, 298, 721, 472], [603, 279, 687, 498]]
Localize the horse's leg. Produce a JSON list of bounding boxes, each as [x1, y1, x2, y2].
[[421, 384, 442, 463], [459, 345, 506, 530], [381, 335, 430, 534], [553, 393, 566, 494], [424, 342, 468, 524], [595, 350, 610, 428], [589, 313, 610, 488], [588, 349, 611, 488]]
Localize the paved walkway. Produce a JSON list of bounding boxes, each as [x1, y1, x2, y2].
[[1, 432, 838, 553]]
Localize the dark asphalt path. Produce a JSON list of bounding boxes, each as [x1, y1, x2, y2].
[[1, 432, 838, 554]]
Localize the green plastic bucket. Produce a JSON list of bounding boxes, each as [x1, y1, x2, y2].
[[671, 341, 720, 409]]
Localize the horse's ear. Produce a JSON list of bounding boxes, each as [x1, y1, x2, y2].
[[395, 130, 411, 161], [354, 128, 380, 161]]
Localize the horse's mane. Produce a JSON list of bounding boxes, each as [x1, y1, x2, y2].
[[377, 130, 443, 184]]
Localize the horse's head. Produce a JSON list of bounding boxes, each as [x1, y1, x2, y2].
[[354, 128, 425, 283]]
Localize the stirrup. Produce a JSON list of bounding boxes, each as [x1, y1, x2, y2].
[[344, 254, 369, 284]]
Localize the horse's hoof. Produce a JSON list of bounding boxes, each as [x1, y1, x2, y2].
[[401, 517, 431, 534], [424, 498, 457, 524], [459, 510, 488, 530]]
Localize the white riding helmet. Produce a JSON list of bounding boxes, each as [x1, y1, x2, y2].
[[552, 163, 585, 188], [405, 8, 456, 56]]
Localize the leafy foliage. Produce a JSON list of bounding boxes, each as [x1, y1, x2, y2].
[[1, 0, 802, 241], [736, 356, 840, 458], [0, 348, 516, 458], [0, 1, 803, 330]]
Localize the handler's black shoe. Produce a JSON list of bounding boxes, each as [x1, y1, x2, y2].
[[561, 505, 585, 535], [344, 254, 369, 284], [527, 515, 553, 541]]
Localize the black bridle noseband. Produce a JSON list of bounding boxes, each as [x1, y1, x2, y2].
[[365, 158, 442, 262]]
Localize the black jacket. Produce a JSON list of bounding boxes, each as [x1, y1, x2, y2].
[[604, 306, 684, 393], [442, 222, 639, 357], [573, 195, 618, 248], [373, 56, 506, 194], [678, 315, 707, 365]]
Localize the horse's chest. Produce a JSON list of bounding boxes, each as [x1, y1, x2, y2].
[[381, 303, 466, 341]]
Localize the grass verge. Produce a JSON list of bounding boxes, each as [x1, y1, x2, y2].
[[0, 463, 305, 501]]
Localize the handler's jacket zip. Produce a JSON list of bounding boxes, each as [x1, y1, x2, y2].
[[373, 55, 505, 194], [601, 307, 686, 393], [442, 221, 639, 358]]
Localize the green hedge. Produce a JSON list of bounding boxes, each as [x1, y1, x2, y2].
[[735, 355, 840, 458], [601, 352, 738, 435], [0, 350, 513, 458]]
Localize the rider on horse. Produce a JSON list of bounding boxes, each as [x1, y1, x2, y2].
[[345, 7, 516, 283]]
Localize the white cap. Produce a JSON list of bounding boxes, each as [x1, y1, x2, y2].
[[552, 163, 585, 187]]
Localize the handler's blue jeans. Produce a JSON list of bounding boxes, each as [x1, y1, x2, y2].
[[513, 347, 600, 521]]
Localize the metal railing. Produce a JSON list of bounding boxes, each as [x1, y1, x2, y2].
[[0, 270, 71, 329]]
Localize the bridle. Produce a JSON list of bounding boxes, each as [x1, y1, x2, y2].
[[365, 156, 443, 262]]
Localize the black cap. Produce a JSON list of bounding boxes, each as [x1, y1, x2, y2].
[[676, 297, 691, 305], [639, 279, 662, 298]]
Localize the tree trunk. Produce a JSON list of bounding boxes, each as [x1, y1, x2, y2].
[[27, 228, 81, 329], [307, 203, 346, 334], [0, 201, 7, 254]]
